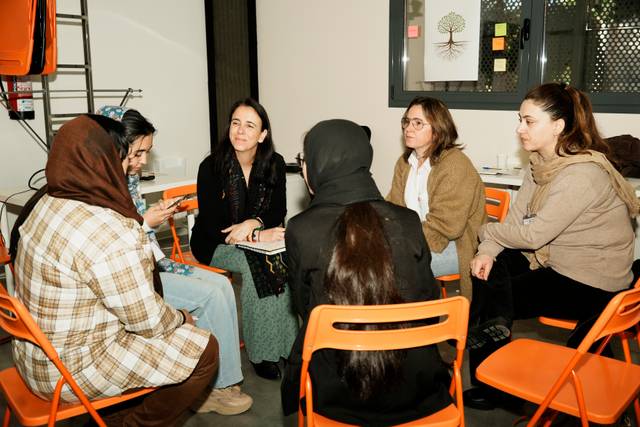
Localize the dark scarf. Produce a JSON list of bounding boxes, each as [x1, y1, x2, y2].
[[305, 119, 382, 207], [226, 153, 272, 223], [14, 115, 163, 295]]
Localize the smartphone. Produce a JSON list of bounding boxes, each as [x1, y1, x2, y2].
[[168, 195, 189, 209]]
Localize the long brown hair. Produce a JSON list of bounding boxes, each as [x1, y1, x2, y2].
[[325, 202, 405, 400], [403, 96, 462, 164], [523, 83, 612, 162]]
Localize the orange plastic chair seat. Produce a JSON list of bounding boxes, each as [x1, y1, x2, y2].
[[0, 366, 154, 426], [307, 403, 460, 427], [538, 316, 577, 330], [477, 338, 640, 425]]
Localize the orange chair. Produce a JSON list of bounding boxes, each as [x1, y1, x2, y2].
[[0, 233, 11, 275], [438, 188, 510, 298], [162, 184, 228, 276], [0, 283, 155, 427], [539, 277, 640, 364], [476, 286, 640, 427], [299, 296, 470, 427], [0, 234, 12, 345]]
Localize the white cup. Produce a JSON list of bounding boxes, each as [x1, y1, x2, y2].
[[497, 154, 509, 170]]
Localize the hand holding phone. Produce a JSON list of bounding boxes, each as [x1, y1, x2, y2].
[[167, 195, 189, 209]]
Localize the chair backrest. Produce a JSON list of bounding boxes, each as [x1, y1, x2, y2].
[[162, 183, 198, 212], [577, 286, 640, 354], [484, 188, 510, 223], [0, 239, 11, 273], [299, 297, 469, 427], [0, 282, 53, 353], [302, 297, 470, 359], [0, 282, 144, 426]]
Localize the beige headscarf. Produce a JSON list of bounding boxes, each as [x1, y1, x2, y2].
[[525, 150, 640, 269]]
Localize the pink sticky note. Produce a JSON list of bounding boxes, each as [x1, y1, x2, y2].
[[407, 25, 420, 39]]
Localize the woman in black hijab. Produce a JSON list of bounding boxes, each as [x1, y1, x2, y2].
[[281, 119, 451, 425]]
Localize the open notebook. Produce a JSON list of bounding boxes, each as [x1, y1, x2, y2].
[[235, 240, 286, 255]]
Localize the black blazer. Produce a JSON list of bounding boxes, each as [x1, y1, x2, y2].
[[191, 152, 287, 265], [281, 200, 451, 426]]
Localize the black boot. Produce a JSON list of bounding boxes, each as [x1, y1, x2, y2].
[[464, 332, 523, 411], [251, 360, 281, 380]]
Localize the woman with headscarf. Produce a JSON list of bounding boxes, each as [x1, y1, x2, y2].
[[96, 105, 252, 415], [11, 115, 218, 425], [281, 119, 451, 425]]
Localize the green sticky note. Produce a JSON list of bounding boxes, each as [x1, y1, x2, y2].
[[495, 22, 507, 37]]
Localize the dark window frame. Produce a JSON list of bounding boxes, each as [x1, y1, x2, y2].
[[388, 0, 640, 114]]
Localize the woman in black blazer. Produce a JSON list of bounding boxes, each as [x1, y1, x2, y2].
[[191, 98, 298, 380]]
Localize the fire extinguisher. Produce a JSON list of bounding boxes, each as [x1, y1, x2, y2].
[[3, 75, 35, 120]]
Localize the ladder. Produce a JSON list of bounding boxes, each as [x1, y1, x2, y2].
[[41, 0, 93, 148]]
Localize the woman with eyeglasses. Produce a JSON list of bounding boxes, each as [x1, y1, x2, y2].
[[190, 98, 298, 381], [387, 96, 486, 299]]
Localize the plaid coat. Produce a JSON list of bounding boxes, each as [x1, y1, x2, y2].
[[12, 195, 210, 403]]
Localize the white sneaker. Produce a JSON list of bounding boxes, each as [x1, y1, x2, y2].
[[193, 385, 253, 415]]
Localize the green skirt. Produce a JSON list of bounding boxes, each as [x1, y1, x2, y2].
[[211, 244, 299, 363]]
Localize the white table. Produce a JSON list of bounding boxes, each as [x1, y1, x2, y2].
[[479, 169, 640, 197], [0, 173, 195, 292], [138, 173, 195, 195]]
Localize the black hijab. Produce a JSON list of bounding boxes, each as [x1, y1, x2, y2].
[[304, 119, 382, 207]]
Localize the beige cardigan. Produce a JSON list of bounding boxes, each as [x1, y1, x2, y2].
[[477, 162, 634, 292], [387, 148, 486, 298]]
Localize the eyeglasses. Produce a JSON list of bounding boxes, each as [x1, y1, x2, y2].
[[295, 152, 305, 168], [401, 117, 429, 131]]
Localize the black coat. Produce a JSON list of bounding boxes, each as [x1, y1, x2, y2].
[[282, 200, 451, 426], [190, 152, 287, 265]]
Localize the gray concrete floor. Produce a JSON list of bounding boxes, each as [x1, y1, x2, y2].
[[1, 236, 638, 426]]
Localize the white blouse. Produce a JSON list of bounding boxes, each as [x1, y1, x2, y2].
[[404, 150, 431, 221]]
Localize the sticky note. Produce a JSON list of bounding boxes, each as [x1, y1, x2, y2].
[[495, 22, 507, 37], [492, 37, 505, 51], [494, 58, 507, 72], [407, 25, 420, 39]]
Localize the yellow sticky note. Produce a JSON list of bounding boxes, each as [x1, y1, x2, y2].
[[492, 37, 505, 51], [494, 58, 507, 72], [495, 22, 507, 37]]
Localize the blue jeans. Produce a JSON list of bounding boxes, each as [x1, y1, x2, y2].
[[430, 240, 459, 277], [161, 268, 243, 389]]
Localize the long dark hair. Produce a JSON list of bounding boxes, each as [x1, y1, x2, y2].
[[325, 202, 405, 400], [523, 83, 612, 162], [121, 109, 156, 144], [403, 96, 462, 164], [213, 98, 278, 185]]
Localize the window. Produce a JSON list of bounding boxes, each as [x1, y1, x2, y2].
[[389, 0, 640, 113]]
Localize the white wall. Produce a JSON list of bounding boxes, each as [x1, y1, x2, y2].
[[257, 0, 640, 196], [2, 0, 638, 196], [0, 0, 211, 190]]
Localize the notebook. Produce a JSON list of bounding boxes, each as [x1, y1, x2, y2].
[[235, 240, 286, 255]]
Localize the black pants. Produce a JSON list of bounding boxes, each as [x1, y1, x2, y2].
[[468, 249, 623, 384]]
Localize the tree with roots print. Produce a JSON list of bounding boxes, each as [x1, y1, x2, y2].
[[435, 11, 467, 60]]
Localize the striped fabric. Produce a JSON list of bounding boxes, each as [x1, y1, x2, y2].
[[12, 195, 210, 403]]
